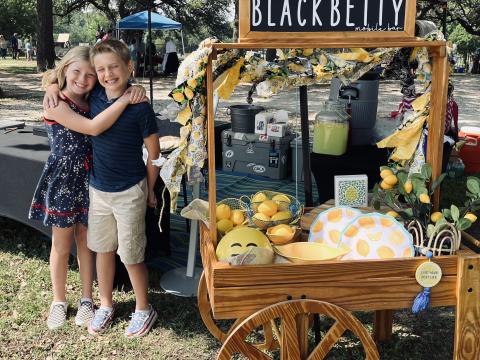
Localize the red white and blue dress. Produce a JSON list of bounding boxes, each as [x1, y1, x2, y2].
[[29, 97, 92, 228]]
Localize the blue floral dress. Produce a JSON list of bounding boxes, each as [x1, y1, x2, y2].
[[29, 97, 92, 228]]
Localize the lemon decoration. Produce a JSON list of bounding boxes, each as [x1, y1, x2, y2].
[[253, 212, 271, 222], [383, 175, 398, 186], [230, 210, 245, 225], [216, 219, 233, 234], [187, 78, 197, 89], [216, 204, 231, 221], [465, 213, 477, 223], [184, 87, 194, 100], [419, 194, 430, 204], [172, 91, 185, 103], [404, 181, 413, 194], [272, 194, 291, 204], [271, 211, 292, 221], [380, 169, 393, 179], [430, 212, 443, 223], [356, 239, 370, 257], [252, 192, 267, 203], [386, 211, 400, 219], [380, 181, 394, 190], [344, 186, 359, 202], [258, 200, 278, 217]]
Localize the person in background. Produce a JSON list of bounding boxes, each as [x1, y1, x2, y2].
[[10, 33, 19, 60], [25, 38, 33, 61], [102, 29, 113, 42], [0, 35, 7, 59], [128, 39, 138, 79], [161, 37, 179, 76]]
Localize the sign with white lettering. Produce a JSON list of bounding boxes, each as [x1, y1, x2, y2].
[[239, 0, 416, 42]]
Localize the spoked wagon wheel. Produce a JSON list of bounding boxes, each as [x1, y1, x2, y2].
[[217, 299, 380, 360], [197, 272, 278, 351]]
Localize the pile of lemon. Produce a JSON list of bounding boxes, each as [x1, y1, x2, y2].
[[216, 203, 246, 235], [250, 192, 293, 229]]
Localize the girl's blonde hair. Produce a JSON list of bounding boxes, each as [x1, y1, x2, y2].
[[41, 46, 93, 90]]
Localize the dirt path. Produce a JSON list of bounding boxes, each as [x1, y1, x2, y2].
[[0, 70, 478, 128]]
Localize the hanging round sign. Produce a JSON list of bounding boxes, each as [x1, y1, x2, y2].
[[415, 261, 442, 288]]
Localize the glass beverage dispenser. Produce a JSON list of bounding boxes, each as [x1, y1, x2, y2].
[[312, 101, 350, 156]]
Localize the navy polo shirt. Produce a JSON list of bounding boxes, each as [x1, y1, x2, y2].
[[89, 85, 158, 192]]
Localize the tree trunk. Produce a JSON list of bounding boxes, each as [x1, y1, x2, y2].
[[232, 0, 239, 42], [36, 0, 56, 72]]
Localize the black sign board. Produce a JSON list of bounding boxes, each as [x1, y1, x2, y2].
[[250, 0, 406, 32], [239, 0, 416, 42]]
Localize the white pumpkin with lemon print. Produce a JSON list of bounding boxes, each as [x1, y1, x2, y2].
[[339, 213, 414, 260], [308, 207, 362, 248]]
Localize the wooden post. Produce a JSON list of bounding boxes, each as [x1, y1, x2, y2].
[[373, 310, 393, 343], [207, 49, 218, 247], [454, 254, 480, 359], [426, 45, 448, 209]]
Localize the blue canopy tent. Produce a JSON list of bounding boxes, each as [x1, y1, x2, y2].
[[117, 10, 184, 102], [117, 10, 185, 54]]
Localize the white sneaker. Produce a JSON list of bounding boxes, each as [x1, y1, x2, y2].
[[75, 300, 95, 327], [47, 303, 67, 330]]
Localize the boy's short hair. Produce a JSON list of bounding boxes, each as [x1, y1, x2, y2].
[[91, 39, 131, 65]]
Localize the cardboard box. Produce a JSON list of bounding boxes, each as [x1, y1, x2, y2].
[[267, 123, 288, 137], [334, 174, 368, 207]]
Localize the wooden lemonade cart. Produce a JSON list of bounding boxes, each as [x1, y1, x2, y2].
[[196, 0, 480, 358]]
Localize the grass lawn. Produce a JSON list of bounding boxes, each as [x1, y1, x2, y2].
[[0, 59, 37, 74]]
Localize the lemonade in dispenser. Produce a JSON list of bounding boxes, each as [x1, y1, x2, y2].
[[312, 101, 350, 156]]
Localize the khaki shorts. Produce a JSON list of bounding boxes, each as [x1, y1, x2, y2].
[[87, 179, 147, 265]]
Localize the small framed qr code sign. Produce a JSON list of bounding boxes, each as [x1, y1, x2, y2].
[[334, 175, 368, 208]]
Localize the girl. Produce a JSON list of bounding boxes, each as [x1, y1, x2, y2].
[[29, 46, 146, 330]]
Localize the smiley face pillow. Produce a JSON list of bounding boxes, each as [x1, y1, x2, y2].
[[215, 227, 274, 265]]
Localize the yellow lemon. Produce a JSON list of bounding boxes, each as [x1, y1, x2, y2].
[[272, 194, 291, 204], [380, 169, 394, 179], [431, 212, 443, 223], [252, 192, 267, 203], [404, 181, 413, 194], [270, 225, 294, 237], [253, 212, 271, 222], [465, 213, 477, 223], [184, 87, 194, 100], [271, 211, 292, 221], [419, 194, 430, 204], [187, 78, 197, 89], [216, 204, 231, 221], [258, 200, 278, 217], [386, 211, 400, 219], [172, 92, 185, 102], [383, 175, 398, 186], [230, 210, 245, 225], [380, 181, 393, 190], [216, 219, 233, 234]]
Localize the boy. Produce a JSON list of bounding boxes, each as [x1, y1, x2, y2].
[[85, 40, 159, 337]]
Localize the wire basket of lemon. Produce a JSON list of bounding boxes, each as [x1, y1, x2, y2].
[[241, 191, 303, 230], [216, 198, 248, 237]]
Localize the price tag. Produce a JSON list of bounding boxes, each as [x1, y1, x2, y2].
[[415, 261, 442, 288]]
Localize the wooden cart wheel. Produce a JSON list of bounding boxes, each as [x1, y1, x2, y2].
[[217, 299, 380, 360], [197, 272, 278, 350]]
